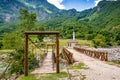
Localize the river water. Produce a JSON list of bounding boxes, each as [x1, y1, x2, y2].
[[0, 61, 6, 75]]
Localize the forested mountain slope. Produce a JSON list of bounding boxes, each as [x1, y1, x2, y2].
[[0, 0, 80, 24], [0, 0, 120, 47], [43, 0, 120, 46]]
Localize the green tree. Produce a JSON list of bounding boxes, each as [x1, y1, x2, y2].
[[2, 8, 39, 78], [93, 34, 106, 47], [0, 40, 3, 49], [19, 8, 36, 31], [2, 32, 23, 50]]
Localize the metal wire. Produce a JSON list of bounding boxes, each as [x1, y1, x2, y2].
[[28, 37, 45, 52]]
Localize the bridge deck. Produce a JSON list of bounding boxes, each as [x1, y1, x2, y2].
[[67, 48, 120, 80], [31, 52, 55, 74]]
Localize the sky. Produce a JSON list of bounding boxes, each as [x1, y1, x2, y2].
[[47, 0, 117, 11]]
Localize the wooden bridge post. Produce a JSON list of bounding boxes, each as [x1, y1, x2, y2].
[[56, 34, 59, 73], [24, 34, 28, 76], [105, 52, 108, 61]]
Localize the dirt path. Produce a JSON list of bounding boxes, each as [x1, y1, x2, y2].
[[67, 48, 120, 80], [31, 52, 55, 74]]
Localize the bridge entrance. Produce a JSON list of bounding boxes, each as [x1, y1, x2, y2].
[[24, 31, 59, 76]]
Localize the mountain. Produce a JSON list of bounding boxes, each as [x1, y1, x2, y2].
[[0, 0, 25, 23], [42, 0, 120, 46], [0, 0, 57, 23], [0, 0, 79, 24], [0, 0, 120, 46], [81, 0, 120, 39]]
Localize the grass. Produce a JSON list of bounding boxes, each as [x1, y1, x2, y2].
[[69, 62, 84, 69], [59, 39, 69, 49], [20, 75, 37, 80], [21, 72, 68, 80], [108, 60, 120, 67], [112, 60, 120, 64], [59, 39, 93, 49], [0, 50, 14, 55], [36, 72, 68, 80], [28, 38, 93, 50], [76, 39, 93, 47]]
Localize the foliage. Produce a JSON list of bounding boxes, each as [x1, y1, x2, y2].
[[8, 50, 39, 75], [37, 35, 44, 42], [40, 1, 120, 47], [8, 50, 24, 75], [0, 1, 120, 48], [112, 60, 120, 64], [0, 40, 3, 49], [0, 22, 18, 35], [19, 8, 37, 31], [93, 34, 106, 47], [0, 50, 13, 55], [2, 32, 23, 50], [2, 31, 39, 76], [1, 8, 39, 78], [28, 53, 39, 70]]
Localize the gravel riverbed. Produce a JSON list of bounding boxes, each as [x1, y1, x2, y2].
[[86, 47, 120, 61]]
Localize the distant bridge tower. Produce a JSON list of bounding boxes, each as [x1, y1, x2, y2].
[[67, 30, 80, 48], [73, 31, 75, 40]]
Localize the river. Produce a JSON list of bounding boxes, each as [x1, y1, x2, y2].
[[0, 61, 7, 75]]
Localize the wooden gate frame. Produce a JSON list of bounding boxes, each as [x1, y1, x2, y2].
[[24, 31, 59, 76]]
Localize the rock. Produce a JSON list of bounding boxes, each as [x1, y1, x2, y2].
[[0, 54, 7, 59]]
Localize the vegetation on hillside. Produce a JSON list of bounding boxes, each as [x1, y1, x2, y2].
[[0, 1, 120, 48], [41, 1, 120, 47], [0, 8, 45, 79]]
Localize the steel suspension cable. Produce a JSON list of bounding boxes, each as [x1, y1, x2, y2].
[[28, 38, 45, 52]]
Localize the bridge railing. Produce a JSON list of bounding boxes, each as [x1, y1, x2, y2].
[[62, 47, 74, 64], [74, 47, 108, 61]]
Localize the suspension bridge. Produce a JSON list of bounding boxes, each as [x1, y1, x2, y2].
[[1, 31, 120, 80], [27, 39, 120, 80]]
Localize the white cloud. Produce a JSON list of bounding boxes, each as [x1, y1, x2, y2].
[[95, 0, 102, 6], [94, 0, 118, 6], [47, 0, 65, 9]]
